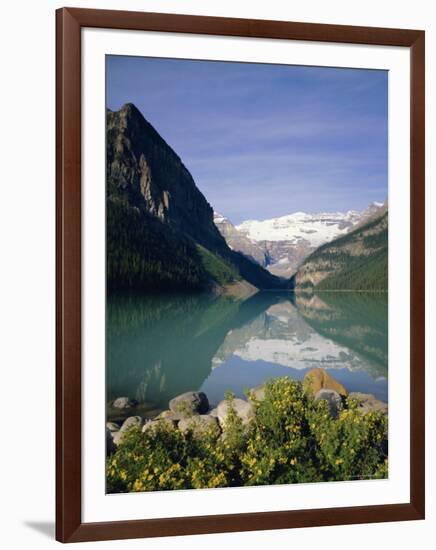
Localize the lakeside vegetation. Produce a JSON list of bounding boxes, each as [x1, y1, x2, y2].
[[107, 377, 388, 492]]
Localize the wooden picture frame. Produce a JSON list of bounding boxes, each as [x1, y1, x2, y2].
[[56, 7, 425, 543]]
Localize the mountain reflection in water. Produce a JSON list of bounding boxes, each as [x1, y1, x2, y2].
[[107, 291, 387, 411]]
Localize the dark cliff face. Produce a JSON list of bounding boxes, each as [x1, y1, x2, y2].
[[106, 103, 285, 292], [107, 103, 225, 252]]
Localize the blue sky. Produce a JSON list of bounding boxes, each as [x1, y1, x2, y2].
[[107, 56, 388, 224]]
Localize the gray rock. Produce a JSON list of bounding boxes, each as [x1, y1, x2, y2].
[[120, 416, 143, 432], [314, 389, 343, 418], [111, 416, 143, 446], [348, 392, 388, 415], [216, 398, 254, 427], [112, 431, 123, 446], [112, 397, 136, 410], [157, 409, 173, 419], [169, 391, 209, 417], [178, 415, 220, 436], [142, 418, 177, 433], [249, 383, 266, 401], [208, 407, 219, 417], [156, 409, 186, 421], [106, 421, 120, 432], [106, 427, 116, 455]]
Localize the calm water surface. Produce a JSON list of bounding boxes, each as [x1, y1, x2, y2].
[[106, 291, 388, 413]]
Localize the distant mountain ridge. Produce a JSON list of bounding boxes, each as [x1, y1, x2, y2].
[[290, 210, 388, 291], [106, 103, 285, 293], [213, 213, 268, 267], [214, 202, 386, 277]]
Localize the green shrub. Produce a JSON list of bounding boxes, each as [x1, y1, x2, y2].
[[106, 377, 388, 493]]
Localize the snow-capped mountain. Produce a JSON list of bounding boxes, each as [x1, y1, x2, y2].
[[236, 210, 363, 247], [214, 202, 385, 277]]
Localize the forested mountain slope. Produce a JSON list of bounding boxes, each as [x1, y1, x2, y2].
[[107, 103, 285, 293], [291, 211, 388, 291]]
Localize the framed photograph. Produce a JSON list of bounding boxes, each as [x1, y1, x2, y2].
[[56, 7, 425, 543]]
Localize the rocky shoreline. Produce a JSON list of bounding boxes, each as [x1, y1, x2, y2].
[[106, 368, 388, 455]]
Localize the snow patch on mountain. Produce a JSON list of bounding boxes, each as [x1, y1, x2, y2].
[[214, 202, 386, 277], [236, 210, 362, 247]]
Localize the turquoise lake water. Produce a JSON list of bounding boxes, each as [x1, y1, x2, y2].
[[106, 291, 388, 412]]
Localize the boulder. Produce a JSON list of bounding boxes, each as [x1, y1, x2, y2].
[[106, 427, 116, 455], [303, 368, 348, 397], [348, 392, 388, 415], [112, 431, 122, 446], [249, 383, 266, 401], [156, 409, 186, 421], [142, 418, 177, 433], [178, 415, 220, 437], [157, 409, 173, 419], [106, 421, 120, 432], [120, 416, 143, 432], [314, 389, 343, 418], [112, 397, 136, 410], [208, 407, 219, 417], [111, 416, 143, 446], [169, 392, 209, 417], [216, 398, 254, 427]]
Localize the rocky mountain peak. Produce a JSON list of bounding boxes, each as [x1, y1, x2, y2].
[[107, 103, 224, 251], [214, 202, 386, 278], [107, 103, 284, 292]]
